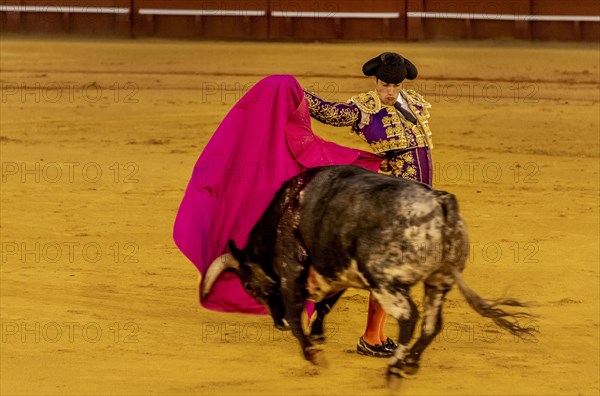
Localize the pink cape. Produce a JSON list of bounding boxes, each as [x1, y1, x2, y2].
[[173, 75, 381, 314]]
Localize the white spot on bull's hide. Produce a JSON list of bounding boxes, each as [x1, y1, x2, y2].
[[371, 290, 411, 320], [307, 260, 369, 302], [406, 200, 436, 218], [376, 237, 442, 284], [382, 265, 423, 284], [403, 221, 440, 242], [365, 220, 446, 284], [307, 267, 330, 302], [423, 293, 444, 335], [338, 260, 370, 288]]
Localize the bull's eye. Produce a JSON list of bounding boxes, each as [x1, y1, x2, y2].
[[243, 282, 257, 295]]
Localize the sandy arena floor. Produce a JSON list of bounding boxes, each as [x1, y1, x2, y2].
[[0, 37, 599, 395]]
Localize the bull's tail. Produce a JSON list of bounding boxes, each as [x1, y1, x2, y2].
[[435, 190, 537, 339], [451, 269, 538, 339], [434, 191, 467, 266], [434, 190, 460, 227]]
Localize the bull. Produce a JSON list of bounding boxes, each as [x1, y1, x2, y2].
[[202, 165, 536, 381]]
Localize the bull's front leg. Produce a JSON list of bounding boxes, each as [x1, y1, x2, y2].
[[309, 291, 344, 343], [281, 273, 323, 365], [266, 288, 290, 331], [276, 237, 323, 365]]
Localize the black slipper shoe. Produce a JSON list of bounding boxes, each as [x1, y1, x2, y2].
[[383, 337, 398, 353], [356, 336, 394, 358]]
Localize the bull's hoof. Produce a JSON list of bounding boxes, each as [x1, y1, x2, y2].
[[304, 345, 327, 367], [312, 352, 329, 368], [274, 319, 290, 331], [309, 333, 326, 344], [386, 370, 403, 391], [387, 365, 405, 380], [387, 360, 416, 381], [402, 357, 420, 376]]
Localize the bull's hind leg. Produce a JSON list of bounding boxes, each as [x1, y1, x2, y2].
[[369, 287, 419, 381], [403, 284, 450, 375]]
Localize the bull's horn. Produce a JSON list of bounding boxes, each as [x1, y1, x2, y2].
[[201, 253, 240, 301]]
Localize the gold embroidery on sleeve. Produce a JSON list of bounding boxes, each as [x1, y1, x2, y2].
[[305, 90, 360, 127]]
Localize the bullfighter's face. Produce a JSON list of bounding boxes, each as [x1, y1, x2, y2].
[[375, 78, 402, 106]]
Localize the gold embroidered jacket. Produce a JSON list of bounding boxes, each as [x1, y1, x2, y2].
[[304, 89, 433, 153]]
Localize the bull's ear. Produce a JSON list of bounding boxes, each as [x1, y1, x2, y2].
[[228, 240, 245, 263]]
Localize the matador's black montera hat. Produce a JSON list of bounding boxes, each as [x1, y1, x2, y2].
[[362, 52, 418, 84]]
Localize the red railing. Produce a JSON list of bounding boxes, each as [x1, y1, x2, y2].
[[1, 0, 598, 41]]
